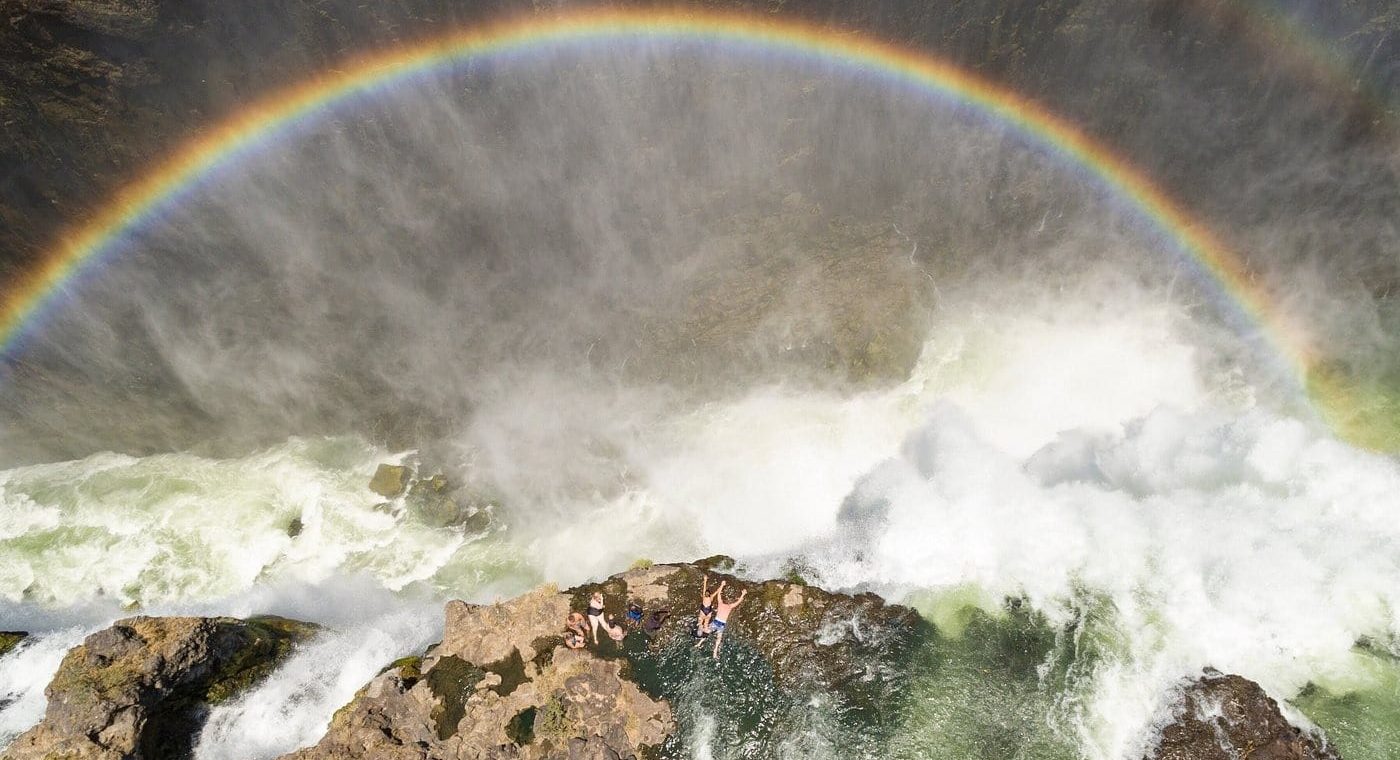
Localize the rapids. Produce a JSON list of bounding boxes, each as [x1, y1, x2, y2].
[[1, 302, 1397, 759]]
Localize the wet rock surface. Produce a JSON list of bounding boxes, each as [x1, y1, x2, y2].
[[0, 633, 26, 659], [369, 463, 410, 497], [0, 615, 315, 760], [280, 558, 931, 759], [1147, 670, 1341, 760]]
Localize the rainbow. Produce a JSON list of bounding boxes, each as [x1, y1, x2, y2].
[[0, 8, 1320, 403], [1197, 0, 1396, 124]]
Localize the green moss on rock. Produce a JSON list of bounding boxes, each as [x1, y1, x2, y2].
[[0, 631, 25, 658], [481, 647, 528, 697], [379, 655, 424, 688], [426, 654, 484, 740], [505, 705, 537, 745], [533, 694, 578, 743], [204, 616, 320, 704]]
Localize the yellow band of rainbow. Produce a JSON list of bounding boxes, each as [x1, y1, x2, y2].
[[0, 7, 1318, 406]]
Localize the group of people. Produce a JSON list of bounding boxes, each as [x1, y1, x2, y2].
[[562, 593, 624, 649], [694, 575, 747, 660], [561, 575, 748, 660]]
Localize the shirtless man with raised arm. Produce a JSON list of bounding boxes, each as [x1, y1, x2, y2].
[[710, 584, 747, 661]]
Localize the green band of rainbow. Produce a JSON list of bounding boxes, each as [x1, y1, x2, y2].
[[0, 8, 1317, 402]]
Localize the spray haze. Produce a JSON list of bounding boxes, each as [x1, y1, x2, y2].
[[0, 3, 1397, 759], [0, 41, 1208, 465]]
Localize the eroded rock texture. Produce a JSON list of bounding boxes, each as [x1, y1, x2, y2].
[[282, 586, 671, 760], [1147, 670, 1341, 760]]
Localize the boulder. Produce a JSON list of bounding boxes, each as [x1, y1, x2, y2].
[[1146, 670, 1341, 760], [369, 463, 411, 498], [407, 473, 460, 527], [1, 616, 316, 760]]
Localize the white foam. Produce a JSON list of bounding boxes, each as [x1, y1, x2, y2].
[[0, 628, 88, 745], [193, 605, 441, 760], [827, 403, 1400, 758]]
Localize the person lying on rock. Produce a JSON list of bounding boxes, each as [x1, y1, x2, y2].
[[710, 585, 747, 661]]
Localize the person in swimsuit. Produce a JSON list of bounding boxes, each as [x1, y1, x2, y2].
[[585, 592, 624, 644], [693, 576, 722, 647], [643, 609, 670, 634], [698, 576, 721, 632], [586, 592, 609, 644], [710, 585, 747, 661]]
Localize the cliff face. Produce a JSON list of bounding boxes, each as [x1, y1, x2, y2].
[[0, 0, 479, 276], [1, 0, 1396, 466]]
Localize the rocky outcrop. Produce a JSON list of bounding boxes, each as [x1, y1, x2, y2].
[[1, 616, 315, 760], [282, 557, 931, 759], [282, 585, 671, 760], [1147, 670, 1341, 760], [0, 567, 1349, 760], [570, 557, 928, 699]]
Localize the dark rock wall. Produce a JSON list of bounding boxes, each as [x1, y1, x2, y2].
[[1, 0, 1395, 284]]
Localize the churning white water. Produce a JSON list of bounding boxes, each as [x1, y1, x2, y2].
[[0, 628, 88, 746], [193, 606, 441, 760], [1, 294, 1396, 759]]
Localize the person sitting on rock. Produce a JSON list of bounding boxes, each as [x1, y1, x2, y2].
[[710, 585, 747, 661], [626, 601, 645, 628], [643, 608, 671, 634], [564, 612, 588, 650]]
